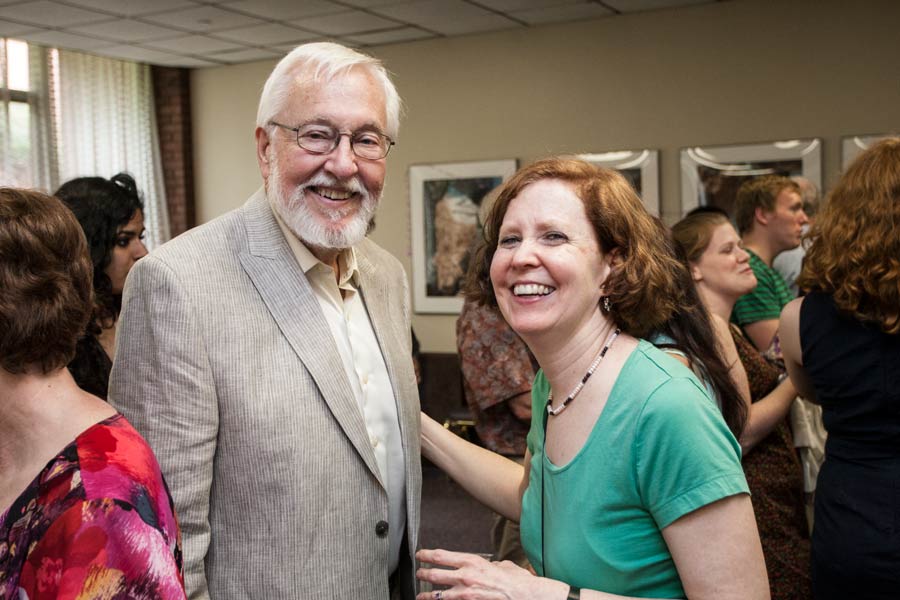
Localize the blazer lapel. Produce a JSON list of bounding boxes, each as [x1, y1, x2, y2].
[[237, 191, 384, 486], [356, 248, 416, 452]]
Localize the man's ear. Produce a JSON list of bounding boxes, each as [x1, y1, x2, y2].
[[255, 127, 271, 181], [755, 205, 771, 226]]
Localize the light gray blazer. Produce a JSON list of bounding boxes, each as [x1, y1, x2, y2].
[[110, 189, 421, 599]]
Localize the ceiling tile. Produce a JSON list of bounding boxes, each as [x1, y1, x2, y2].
[[18, 29, 113, 51], [144, 34, 245, 54], [91, 43, 183, 63], [142, 5, 263, 33], [224, 0, 344, 20], [62, 0, 197, 17], [216, 22, 317, 44], [602, 0, 712, 12], [211, 46, 281, 63], [291, 10, 400, 35], [0, 17, 38, 36], [67, 18, 178, 42], [475, 0, 581, 11], [335, 0, 413, 7], [373, 0, 521, 35], [152, 55, 223, 67], [0, 1, 108, 27], [512, 1, 614, 25], [344, 25, 434, 46]]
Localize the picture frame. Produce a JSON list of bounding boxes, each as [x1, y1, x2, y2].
[[842, 133, 896, 168], [409, 159, 517, 314], [680, 139, 822, 217], [578, 149, 660, 215]]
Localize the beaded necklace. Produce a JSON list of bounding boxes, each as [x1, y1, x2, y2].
[[545, 327, 621, 416]]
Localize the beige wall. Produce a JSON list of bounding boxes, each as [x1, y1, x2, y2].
[[191, 0, 900, 352]]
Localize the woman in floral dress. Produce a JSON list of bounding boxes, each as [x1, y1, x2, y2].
[[0, 187, 185, 599]]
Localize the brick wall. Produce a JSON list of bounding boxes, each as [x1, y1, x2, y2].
[[152, 66, 195, 238]]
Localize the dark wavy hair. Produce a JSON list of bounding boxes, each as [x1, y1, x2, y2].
[[798, 137, 900, 333], [466, 157, 684, 338], [55, 172, 143, 326], [0, 188, 93, 374]]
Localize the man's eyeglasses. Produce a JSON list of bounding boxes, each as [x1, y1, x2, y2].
[[269, 121, 395, 160]]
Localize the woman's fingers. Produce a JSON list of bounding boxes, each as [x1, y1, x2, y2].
[[416, 547, 487, 569]]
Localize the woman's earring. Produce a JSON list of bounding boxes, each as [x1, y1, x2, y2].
[[602, 296, 611, 312]]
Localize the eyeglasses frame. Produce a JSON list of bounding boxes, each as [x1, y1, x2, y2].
[[268, 120, 395, 160]]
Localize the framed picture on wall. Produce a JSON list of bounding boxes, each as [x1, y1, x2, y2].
[[578, 150, 660, 216], [842, 133, 896, 168], [680, 139, 822, 217], [409, 159, 517, 314]]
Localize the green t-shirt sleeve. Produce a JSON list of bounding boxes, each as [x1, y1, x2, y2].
[[634, 377, 749, 529], [732, 278, 781, 324]]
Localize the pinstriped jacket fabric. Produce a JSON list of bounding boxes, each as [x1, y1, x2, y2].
[[109, 189, 422, 599]]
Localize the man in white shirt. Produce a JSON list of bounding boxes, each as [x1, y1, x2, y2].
[[110, 42, 420, 599]]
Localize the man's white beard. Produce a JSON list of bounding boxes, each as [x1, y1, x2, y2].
[[268, 160, 378, 250]]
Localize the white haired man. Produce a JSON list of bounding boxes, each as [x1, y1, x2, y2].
[[110, 43, 420, 599]]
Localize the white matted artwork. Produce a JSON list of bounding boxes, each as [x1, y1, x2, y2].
[[409, 159, 517, 314], [578, 150, 660, 216], [681, 139, 822, 217], [842, 134, 897, 168]]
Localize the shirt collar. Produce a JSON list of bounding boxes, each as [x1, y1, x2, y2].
[[272, 203, 359, 286]]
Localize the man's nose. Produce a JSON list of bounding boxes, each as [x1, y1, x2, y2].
[[325, 135, 359, 179]]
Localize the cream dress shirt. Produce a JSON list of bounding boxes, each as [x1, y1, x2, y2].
[[274, 212, 407, 575]]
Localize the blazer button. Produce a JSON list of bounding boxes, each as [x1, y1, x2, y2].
[[375, 520, 389, 537]]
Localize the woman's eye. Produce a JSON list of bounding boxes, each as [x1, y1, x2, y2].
[[116, 237, 130, 247], [498, 236, 520, 248], [544, 231, 567, 243]]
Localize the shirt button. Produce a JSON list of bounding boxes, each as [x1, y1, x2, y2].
[[375, 520, 389, 537], [370, 434, 379, 448]]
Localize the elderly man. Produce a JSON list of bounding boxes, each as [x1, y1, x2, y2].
[[732, 174, 809, 351], [110, 42, 420, 599]]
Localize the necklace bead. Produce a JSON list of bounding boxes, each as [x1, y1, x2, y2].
[[546, 328, 621, 416]]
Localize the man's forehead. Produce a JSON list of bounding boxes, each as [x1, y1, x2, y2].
[[282, 69, 387, 125], [776, 188, 802, 204]]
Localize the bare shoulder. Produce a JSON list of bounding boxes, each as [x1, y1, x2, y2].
[[779, 297, 805, 364], [780, 296, 804, 325]]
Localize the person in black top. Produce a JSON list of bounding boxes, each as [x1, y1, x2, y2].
[[56, 173, 148, 399], [780, 137, 900, 599]]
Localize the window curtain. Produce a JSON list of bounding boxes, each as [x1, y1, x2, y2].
[[0, 42, 54, 188], [54, 50, 170, 248]]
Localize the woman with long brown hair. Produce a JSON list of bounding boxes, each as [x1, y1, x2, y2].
[[672, 210, 811, 599]]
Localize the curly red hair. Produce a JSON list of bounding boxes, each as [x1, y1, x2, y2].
[[798, 137, 900, 333], [466, 157, 683, 338]]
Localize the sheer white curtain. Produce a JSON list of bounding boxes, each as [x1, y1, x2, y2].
[[54, 50, 170, 247], [0, 41, 56, 190]]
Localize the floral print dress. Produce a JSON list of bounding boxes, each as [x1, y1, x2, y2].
[[732, 327, 811, 599], [0, 414, 185, 599]]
